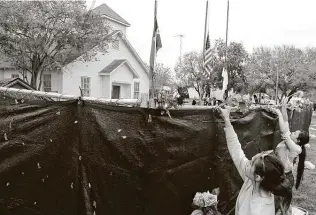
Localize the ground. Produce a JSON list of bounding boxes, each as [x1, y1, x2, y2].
[[292, 114, 316, 214]]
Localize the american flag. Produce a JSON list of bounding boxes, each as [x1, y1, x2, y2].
[[203, 32, 212, 74]]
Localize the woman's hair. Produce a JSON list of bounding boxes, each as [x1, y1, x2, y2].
[[255, 154, 292, 212], [296, 130, 309, 189]]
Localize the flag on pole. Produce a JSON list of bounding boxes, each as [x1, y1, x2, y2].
[[203, 1, 212, 75], [222, 0, 230, 100], [203, 33, 212, 74], [149, 0, 162, 80]]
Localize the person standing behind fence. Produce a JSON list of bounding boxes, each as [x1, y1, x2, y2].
[[217, 106, 291, 215], [273, 105, 310, 215]]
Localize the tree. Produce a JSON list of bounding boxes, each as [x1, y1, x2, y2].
[[174, 39, 248, 99], [0, 1, 111, 90], [245, 45, 316, 99], [206, 39, 248, 91], [174, 51, 206, 99], [153, 63, 174, 90], [244, 47, 275, 95]]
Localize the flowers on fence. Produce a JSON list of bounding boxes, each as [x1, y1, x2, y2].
[[192, 191, 218, 208]]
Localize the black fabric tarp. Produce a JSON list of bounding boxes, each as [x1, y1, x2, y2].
[[0, 99, 312, 215]]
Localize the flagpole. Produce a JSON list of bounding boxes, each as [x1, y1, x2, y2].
[[223, 0, 230, 100], [203, 0, 209, 65], [202, 1, 209, 102], [149, 0, 158, 107], [152, 0, 157, 99], [154, 0, 157, 15], [225, 0, 230, 63]]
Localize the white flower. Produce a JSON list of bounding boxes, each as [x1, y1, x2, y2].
[[192, 191, 217, 208]]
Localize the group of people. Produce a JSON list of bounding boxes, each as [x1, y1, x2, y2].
[[192, 102, 310, 215], [219, 104, 309, 215], [191, 98, 224, 106]]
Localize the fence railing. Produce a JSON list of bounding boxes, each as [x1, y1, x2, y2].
[[0, 87, 312, 110], [0, 87, 141, 106]]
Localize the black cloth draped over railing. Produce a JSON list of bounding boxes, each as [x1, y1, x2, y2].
[[0, 98, 312, 215]]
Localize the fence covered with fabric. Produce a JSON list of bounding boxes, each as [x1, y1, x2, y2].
[[0, 98, 312, 215]]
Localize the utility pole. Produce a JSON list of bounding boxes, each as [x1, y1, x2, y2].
[[175, 34, 184, 64]]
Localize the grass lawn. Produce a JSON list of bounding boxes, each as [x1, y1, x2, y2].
[[292, 114, 316, 215]]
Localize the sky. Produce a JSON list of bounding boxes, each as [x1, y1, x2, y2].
[[86, 0, 316, 70]]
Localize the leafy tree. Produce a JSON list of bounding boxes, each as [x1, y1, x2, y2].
[[245, 45, 316, 99], [174, 39, 248, 99], [0, 1, 111, 90], [207, 39, 248, 91], [153, 63, 174, 89], [244, 47, 274, 95], [174, 51, 206, 99]]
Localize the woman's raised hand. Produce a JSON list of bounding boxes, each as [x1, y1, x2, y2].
[[269, 107, 282, 116], [217, 106, 231, 122]]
